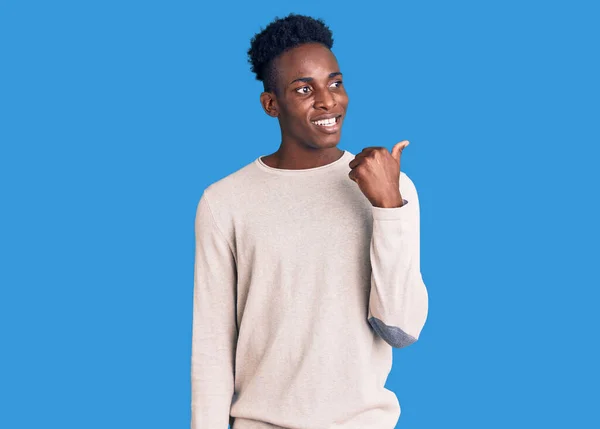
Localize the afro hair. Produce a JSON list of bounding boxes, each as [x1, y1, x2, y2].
[[247, 13, 334, 94]]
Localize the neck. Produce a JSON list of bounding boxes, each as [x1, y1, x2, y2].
[[263, 144, 344, 170]]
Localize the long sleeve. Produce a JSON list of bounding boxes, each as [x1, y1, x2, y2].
[[367, 172, 429, 348], [191, 190, 238, 429]]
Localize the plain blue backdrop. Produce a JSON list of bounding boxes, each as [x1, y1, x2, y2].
[[1, 0, 598, 428]]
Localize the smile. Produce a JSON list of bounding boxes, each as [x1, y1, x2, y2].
[[310, 115, 341, 127]]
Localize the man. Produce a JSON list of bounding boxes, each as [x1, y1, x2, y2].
[[191, 13, 428, 429]]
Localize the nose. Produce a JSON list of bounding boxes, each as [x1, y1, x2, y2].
[[313, 87, 337, 110]]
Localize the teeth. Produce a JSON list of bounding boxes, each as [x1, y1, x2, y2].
[[312, 117, 338, 126]]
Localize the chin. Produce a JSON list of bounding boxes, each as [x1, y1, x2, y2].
[[307, 140, 340, 150], [319, 135, 342, 147]]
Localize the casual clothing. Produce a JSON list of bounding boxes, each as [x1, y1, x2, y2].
[[191, 149, 429, 429]]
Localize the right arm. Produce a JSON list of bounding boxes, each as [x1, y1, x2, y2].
[[191, 190, 238, 429]]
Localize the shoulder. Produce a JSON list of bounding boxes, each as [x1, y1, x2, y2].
[[199, 159, 258, 207]]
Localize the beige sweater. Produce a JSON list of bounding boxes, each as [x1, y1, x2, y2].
[[191, 149, 428, 429]]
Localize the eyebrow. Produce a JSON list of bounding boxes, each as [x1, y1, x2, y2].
[[289, 72, 343, 86]]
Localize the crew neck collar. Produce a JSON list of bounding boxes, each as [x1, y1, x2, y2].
[[255, 150, 351, 176]]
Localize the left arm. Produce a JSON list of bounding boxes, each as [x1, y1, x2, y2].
[[367, 172, 429, 348]]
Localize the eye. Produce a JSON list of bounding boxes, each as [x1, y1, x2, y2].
[[295, 86, 311, 94], [330, 80, 343, 88]]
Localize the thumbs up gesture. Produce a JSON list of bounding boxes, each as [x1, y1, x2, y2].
[[348, 140, 409, 208]]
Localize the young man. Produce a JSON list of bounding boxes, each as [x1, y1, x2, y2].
[[191, 13, 428, 429]]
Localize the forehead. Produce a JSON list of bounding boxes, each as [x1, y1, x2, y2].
[[275, 43, 339, 80]]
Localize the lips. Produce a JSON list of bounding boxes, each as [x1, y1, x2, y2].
[[311, 113, 342, 122], [310, 114, 343, 134]]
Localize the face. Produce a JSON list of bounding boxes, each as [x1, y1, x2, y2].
[[260, 43, 349, 149]]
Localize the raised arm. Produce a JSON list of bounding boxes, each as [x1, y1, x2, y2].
[[367, 172, 429, 348]]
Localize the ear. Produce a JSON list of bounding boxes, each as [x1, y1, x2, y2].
[[260, 91, 279, 118]]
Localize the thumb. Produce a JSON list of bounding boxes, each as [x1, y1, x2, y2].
[[391, 140, 410, 161]]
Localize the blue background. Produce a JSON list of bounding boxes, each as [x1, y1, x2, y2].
[[1, 0, 598, 428]]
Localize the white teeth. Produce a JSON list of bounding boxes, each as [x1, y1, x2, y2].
[[312, 117, 338, 126]]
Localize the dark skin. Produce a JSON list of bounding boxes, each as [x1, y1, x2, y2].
[[259, 42, 348, 170], [259, 42, 408, 208]]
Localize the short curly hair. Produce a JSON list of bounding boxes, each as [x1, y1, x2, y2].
[[247, 13, 334, 94]]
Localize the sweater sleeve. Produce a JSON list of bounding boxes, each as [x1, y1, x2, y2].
[[191, 190, 238, 429], [367, 172, 429, 348]]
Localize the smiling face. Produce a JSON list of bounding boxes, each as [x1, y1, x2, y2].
[[260, 42, 349, 150]]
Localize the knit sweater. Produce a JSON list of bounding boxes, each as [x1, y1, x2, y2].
[[191, 149, 429, 429]]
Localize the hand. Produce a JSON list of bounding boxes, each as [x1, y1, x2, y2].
[[348, 141, 409, 208]]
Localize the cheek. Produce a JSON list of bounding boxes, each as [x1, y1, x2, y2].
[[290, 106, 311, 127], [339, 93, 349, 107], [295, 116, 311, 133], [282, 111, 309, 134]]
